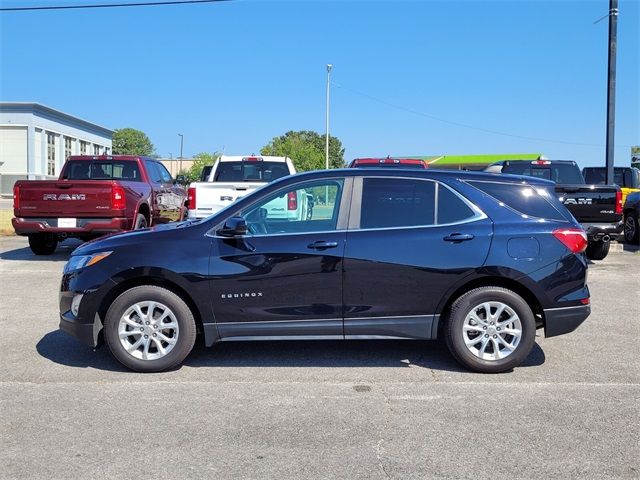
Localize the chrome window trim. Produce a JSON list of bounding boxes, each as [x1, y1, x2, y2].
[[209, 229, 347, 239]]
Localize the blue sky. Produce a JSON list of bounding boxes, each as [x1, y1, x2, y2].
[[1, 0, 638, 166]]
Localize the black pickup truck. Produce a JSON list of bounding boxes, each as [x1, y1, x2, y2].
[[485, 160, 622, 260]]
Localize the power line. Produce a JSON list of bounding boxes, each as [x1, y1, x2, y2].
[[332, 82, 632, 148], [0, 0, 230, 12]]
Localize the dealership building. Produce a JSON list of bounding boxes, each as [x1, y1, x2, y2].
[[0, 102, 113, 197]]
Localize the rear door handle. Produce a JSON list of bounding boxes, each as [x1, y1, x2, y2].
[[307, 241, 338, 250], [443, 233, 475, 242]]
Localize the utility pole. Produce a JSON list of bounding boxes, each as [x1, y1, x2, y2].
[[325, 64, 332, 205], [605, 0, 618, 185], [178, 133, 184, 174]]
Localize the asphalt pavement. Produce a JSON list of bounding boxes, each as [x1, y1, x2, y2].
[[0, 236, 638, 479]]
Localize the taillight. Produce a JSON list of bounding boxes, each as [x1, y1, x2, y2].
[[188, 187, 196, 210], [615, 189, 622, 215], [13, 184, 19, 210], [553, 228, 588, 254], [111, 185, 126, 210], [287, 191, 297, 210]]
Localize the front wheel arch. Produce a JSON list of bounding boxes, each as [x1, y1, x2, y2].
[[97, 275, 206, 347]]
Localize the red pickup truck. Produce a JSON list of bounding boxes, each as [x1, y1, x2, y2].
[[12, 155, 187, 255]]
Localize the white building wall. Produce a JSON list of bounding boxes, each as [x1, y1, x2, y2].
[[0, 104, 113, 195], [0, 126, 27, 173]]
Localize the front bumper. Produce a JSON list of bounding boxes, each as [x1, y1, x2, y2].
[[59, 288, 104, 347], [13, 217, 130, 236], [544, 304, 591, 338]]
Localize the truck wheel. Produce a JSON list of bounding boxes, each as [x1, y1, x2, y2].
[[585, 240, 610, 260], [28, 234, 58, 255], [103, 285, 197, 373], [133, 213, 148, 230], [623, 212, 639, 244], [444, 286, 536, 373]]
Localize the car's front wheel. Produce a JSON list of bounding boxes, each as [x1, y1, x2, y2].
[[445, 286, 536, 373], [104, 285, 197, 372]]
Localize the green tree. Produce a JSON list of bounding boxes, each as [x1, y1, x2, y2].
[[260, 130, 345, 172], [112, 128, 154, 156], [185, 152, 221, 183]]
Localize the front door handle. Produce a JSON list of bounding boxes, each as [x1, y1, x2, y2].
[[443, 233, 475, 243], [307, 241, 338, 250]]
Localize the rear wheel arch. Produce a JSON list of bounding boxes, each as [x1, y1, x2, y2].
[[436, 276, 545, 334], [136, 203, 151, 225]]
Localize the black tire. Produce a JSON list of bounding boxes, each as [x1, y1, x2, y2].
[[133, 213, 148, 230], [585, 240, 610, 260], [623, 212, 639, 244], [444, 286, 536, 373], [28, 233, 58, 255], [103, 285, 197, 373]]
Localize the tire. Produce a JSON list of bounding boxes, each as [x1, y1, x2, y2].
[[133, 213, 148, 230], [623, 212, 639, 244], [103, 285, 197, 373], [585, 240, 610, 260], [444, 286, 536, 373], [28, 234, 58, 255]]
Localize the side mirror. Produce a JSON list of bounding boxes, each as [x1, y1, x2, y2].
[[175, 174, 186, 185], [218, 216, 248, 237]]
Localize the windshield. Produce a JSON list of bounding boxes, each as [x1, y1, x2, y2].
[[62, 160, 142, 181], [501, 163, 584, 184], [214, 161, 291, 182]]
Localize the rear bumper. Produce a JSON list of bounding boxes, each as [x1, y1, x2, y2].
[[13, 217, 130, 236], [582, 221, 623, 241], [544, 304, 591, 338]]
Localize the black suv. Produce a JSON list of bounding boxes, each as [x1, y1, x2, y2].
[[60, 169, 590, 373]]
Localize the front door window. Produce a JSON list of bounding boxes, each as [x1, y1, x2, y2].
[[240, 179, 344, 235]]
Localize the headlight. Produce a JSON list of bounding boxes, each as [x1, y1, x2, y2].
[[64, 251, 112, 273]]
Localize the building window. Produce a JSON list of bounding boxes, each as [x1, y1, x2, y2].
[[93, 144, 101, 155], [47, 133, 56, 176], [80, 140, 88, 154], [64, 136, 73, 161]]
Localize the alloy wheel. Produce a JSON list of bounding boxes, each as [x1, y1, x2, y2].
[[462, 301, 522, 361], [118, 301, 179, 361], [624, 215, 636, 242]]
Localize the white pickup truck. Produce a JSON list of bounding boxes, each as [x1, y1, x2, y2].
[[187, 155, 297, 219]]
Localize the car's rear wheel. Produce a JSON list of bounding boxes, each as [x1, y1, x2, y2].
[[104, 286, 197, 372], [623, 212, 639, 244], [585, 240, 610, 260], [133, 213, 148, 230], [28, 233, 58, 255], [445, 287, 536, 373]]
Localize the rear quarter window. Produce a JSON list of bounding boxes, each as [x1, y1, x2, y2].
[[467, 180, 568, 221]]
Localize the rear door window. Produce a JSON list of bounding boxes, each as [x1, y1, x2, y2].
[[145, 160, 162, 184], [360, 178, 435, 228], [467, 180, 568, 221], [437, 184, 476, 224]]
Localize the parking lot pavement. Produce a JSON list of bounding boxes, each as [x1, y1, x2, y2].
[[1, 236, 638, 480]]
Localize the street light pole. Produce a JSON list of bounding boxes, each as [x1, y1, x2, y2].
[[325, 64, 332, 172], [605, 0, 618, 185], [325, 64, 332, 205], [178, 133, 184, 174]]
